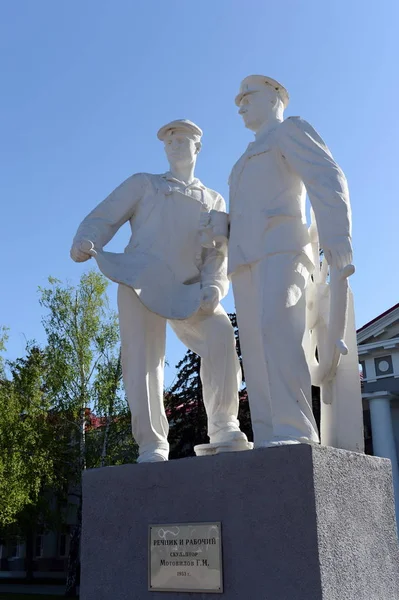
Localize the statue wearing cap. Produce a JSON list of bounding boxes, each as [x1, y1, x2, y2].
[[228, 75, 364, 452], [70, 119, 251, 462]]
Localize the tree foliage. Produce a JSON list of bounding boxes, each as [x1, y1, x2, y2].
[[37, 271, 136, 595], [0, 326, 9, 376], [0, 346, 56, 529]]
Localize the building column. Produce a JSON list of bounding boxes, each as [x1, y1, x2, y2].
[[367, 392, 399, 531]]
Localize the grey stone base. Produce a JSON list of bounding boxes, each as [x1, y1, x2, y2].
[[81, 445, 399, 600]]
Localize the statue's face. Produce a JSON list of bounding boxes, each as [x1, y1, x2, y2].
[[238, 87, 277, 132], [164, 131, 199, 168]]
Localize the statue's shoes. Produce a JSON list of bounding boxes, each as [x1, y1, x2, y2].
[[258, 439, 301, 448], [137, 449, 169, 463], [210, 428, 249, 445], [256, 437, 319, 449], [194, 436, 253, 457]]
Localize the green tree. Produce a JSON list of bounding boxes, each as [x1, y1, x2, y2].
[[0, 346, 56, 528], [86, 350, 138, 468], [39, 271, 124, 596], [0, 326, 9, 376], [0, 344, 59, 582]]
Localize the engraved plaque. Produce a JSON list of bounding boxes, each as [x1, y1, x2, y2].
[[149, 522, 223, 593]]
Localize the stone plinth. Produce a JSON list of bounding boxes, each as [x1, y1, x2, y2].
[[81, 445, 399, 600]]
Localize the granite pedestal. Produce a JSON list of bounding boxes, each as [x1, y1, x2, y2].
[[81, 445, 399, 600]]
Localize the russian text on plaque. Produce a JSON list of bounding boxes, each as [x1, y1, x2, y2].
[[149, 522, 223, 593]]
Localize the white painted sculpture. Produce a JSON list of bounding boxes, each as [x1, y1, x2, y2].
[[228, 75, 364, 452], [71, 119, 251, 462]]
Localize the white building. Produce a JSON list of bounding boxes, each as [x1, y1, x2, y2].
[[357, 302, 399, 522]]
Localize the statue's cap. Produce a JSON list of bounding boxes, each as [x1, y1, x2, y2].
[[235, 75, 289, 108], [157, 119, 203, 141]]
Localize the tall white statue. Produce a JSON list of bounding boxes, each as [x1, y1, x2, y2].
[[71, 119, 251, 462], [228, 75, 364, 451]]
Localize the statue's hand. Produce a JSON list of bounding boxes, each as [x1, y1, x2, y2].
[[323, 237, 353, 272], [200, 285, 220, 314], [70, 239, 96, 263]]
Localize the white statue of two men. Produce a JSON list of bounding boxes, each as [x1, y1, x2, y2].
[[71, 75, 364, 462]]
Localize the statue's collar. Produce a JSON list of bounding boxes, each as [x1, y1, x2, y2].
[[161, 172, 205, 191], [254, 118, 283, 142]]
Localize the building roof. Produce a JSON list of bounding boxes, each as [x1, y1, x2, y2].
[[357, 303, 399, 334]]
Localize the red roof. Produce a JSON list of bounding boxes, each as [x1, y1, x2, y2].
[[85, 409, 117, 430], [357, 303, 399, 334]]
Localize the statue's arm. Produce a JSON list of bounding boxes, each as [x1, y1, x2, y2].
[[200, 194, 229, 301], [278, 117, 353, 270], [71, 173, 147, 258]]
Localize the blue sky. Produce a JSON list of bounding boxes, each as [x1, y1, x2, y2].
[[1, 0, 398, 386]]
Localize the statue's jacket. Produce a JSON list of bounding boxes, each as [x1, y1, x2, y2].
[[73, 172, 228, 299], [228, 116, 351, 276]]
